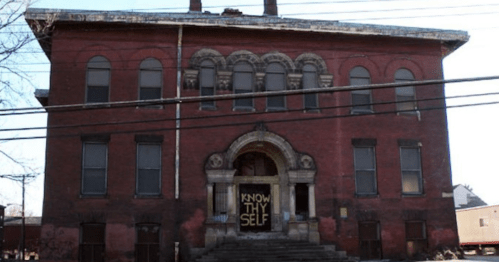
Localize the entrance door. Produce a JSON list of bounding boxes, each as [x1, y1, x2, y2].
[[239, 184, 271, 232]]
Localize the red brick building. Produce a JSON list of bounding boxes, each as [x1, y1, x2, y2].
[[26, 1, 468, 261]]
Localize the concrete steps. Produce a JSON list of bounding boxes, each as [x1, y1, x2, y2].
[[194, 239, 358, 262]]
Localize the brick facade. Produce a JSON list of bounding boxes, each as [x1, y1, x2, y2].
[[27, 5, 467, 262]]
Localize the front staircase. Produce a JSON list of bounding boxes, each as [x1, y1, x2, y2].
[[193, 239, 359, 262]]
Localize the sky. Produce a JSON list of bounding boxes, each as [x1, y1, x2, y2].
[[1, 0, 499, 216]]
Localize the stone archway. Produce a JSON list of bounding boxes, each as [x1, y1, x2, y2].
[[204, 128, 319, 248]]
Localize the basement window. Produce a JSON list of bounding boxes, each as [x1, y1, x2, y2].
[[359, 221, 382, 260], [80, 224, 105, 262], [406, 221, 427, 257], [136, 224, 160, 262]]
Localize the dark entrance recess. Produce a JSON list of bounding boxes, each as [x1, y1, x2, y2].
[[239, 184, 271, 232], [295, 183, 309, 221], [234, 152, 277, 177]]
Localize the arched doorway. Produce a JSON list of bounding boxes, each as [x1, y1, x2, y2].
[[204, 129, 318, 247]]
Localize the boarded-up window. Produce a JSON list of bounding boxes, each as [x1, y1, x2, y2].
[[359, 222, 382, 260], [82, 143, 107, 195], [266, 63, 286, 110], [233, 62, 254, 109], [136, 224, 160, 262], [80, 224, 105, 262], [354, 147, 377, 195], [406, 221, 427, 257], [86, 56, 110, 103], [200, 60, 215, 108], [139, 58, 162, 106], [349, 66, 372, 113], [137, 144, 161, 195], [400, 147, 422, 194], [303, 64, 318, 110], [395, 69, 416, 112]]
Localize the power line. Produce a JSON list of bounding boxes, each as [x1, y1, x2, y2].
[[2, 90, 499, 133], [2, 75, 498, 116], [1, 99, 498, 141]]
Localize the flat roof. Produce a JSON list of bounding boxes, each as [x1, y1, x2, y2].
[[25, 8, 468, 59]]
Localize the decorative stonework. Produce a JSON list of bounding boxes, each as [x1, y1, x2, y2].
[[217, 70, 232, 90], [319, 74, 334, 88], [298, 154, 315, 169], [208, 153, 224, 169], [287, 73, 303, 90], [295, 53, 328, 74], [183, 69, 199, 89], [255, 72, 265, 91], [189, 48, 226, 70], [261, 51, 295, 72], [226, 50, 262, 71]]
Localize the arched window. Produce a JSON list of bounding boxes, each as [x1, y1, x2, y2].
[[86, 56, 110, 103], [302, 64, 319, 110], [139, 58, 162, 106], [200, 60, 216, 108], [233, 62, 254, 109], [349, 66, 372, 113], [266, 63, 286, 110], [395, 68, 416, 112]]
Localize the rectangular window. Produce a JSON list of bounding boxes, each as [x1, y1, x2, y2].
[[303, 70, 318, 110], [200, 64, 215, 108], [233, 71, 253, 109], [82, 142, 108, 195], [87, 69, 110, 103], [137, 144, 161, 195], [400, 147, 423, 194], [354, 147, 377, 195], [266, 72, 286, 110], [136, 224, 160, 262], [359, 222, 382, 260], [406, 221, 427, 257], [213, 183, 228, 222], [80, 224, 105, 262]]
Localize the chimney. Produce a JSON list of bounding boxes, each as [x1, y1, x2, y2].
[[189, 0, 202, 12], [264, 0, 278, 16]]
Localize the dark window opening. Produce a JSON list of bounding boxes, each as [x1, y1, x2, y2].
[[303, 64, 319, 110], [233, 62, 254, 109], [213, 183, 228, 222], [266, 63, 286, 110], [80, 224, 105, 262], [295, 183, 309, 221], [234, 152, 277, 177], [359, 222, 382, 260], [136, 224, 160, 262]]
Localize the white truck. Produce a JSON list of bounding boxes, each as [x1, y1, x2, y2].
[[456, 205, 499, 255]]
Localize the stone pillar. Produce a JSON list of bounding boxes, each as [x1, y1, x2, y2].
[[206, 184, 214, 220], [289, 183, 296, 222], [226, 184, 237, 240], [288, 183, 299, 240], [308, 184, 316, 219]]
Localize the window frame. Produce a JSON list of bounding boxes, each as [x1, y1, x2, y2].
[[265, 62, 287, 111], [405, 221, 427, 257], [302, 64, 319, 111], [353, 146, 377, 196], [395, 68, 417, 113], [86, 56, 111, 104], [135, 224, 160, 262], [233, 62, 255, 110], [138, 58, 163, 108], [400, 146, 423, 195], [80, 223, 105, 262], [81, 142, 108, 196], [349, 66, 373, 114], [199, 60, 216, 109], [136, 143, 162, 196]]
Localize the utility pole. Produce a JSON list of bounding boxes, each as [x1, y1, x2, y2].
[[20, 174, 25, 261]]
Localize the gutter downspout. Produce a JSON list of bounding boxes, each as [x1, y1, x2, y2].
[[175, 25, 183, 200]]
